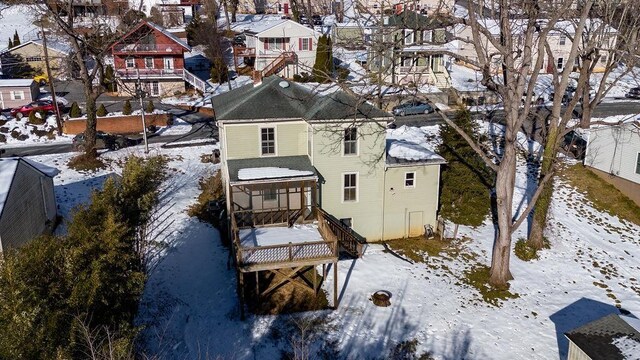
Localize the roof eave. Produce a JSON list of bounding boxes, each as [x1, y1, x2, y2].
[[230, 175, 318, 186]]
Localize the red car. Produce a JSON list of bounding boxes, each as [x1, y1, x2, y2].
[[10, 100, 58, 119]]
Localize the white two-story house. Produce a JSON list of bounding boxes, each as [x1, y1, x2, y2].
[[233, 19, 321, 79]]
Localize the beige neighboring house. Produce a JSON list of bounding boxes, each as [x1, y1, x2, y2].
[[3, 39, 71, 80], [233, 19, 321, 79], [455, 18, 617, 74], [0, 158, 59, 252], [363, 0, 454, 15], [216, 75, 445, 242], [0, 79, 40, 109]]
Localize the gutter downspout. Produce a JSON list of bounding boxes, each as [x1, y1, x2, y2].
[[381, 163, 388, 241]]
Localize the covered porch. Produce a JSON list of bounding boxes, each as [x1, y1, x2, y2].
[[226, 156, 364, 317]]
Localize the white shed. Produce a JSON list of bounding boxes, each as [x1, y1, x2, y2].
[[0, 157, 59, 252], [584, 119, 640, 185]]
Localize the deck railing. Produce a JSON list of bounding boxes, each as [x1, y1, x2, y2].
[[233, 207, 310, 228], [317, 208, 365, 257], [237, 240, 337, 268]]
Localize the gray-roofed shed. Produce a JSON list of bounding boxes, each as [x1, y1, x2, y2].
[[565, 313, 640, 360]]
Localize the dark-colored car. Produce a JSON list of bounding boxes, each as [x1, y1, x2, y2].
[[562, 130, 587, 159], [72, 131, 136, 151], [233, 33, 246, 46], [625, 87, 640, 99], [312, 14, 323, 25], [392, 101, 434, 116], [10, 100, 60, 119]]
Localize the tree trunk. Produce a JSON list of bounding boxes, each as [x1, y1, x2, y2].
[[453, 223, 459, 240], [223, 0, 231, 31], [489, 137, 516, 287], [580, 58, 593, 128], [84, 91, 98, 154], [528, 116, 559, 249], [230, 0, 237, 22]]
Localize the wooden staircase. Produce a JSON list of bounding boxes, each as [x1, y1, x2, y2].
[[252, 52, 298, 82]]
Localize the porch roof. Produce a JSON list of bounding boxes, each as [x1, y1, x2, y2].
[[227, 155, 318, 184]]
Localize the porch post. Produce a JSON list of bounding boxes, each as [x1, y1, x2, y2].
[[286, 183, 290, 224], [333, 261, 338, 309], [238, 271, 245, 320]]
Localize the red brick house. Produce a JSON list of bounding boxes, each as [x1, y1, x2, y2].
[[111, 20, 207, 97]]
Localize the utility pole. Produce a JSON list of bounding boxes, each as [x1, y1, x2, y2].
[[135, 78, 150, 154], [40, 21, 63, 135]]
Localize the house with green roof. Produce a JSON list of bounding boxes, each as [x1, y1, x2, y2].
[[217, 76, 445, 314]]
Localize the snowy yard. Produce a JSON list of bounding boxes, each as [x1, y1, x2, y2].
[[23, 123, 640, 359]]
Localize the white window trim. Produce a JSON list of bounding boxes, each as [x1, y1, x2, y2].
[[125, 58, 135, 69], [259, 126, 277, 157], [404, 29, 415, 45], [636, 152, 640, 175], [144, 57, 154, 69], [301, 37, 311, 51], [559, 35, 566, 46], [10, 90, 25, 100], [342, 172, 359, 203], [404, 171, 416, 188], [342, 127, 359, 156]]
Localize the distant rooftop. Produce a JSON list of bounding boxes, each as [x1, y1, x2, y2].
[[0, 79, 35, 87]]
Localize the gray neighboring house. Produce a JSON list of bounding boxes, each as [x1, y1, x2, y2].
[[565, 313, 640, 360], [584, 119, 640, 185], [0, 79, 40, 110], [0, 157, 59, 252]]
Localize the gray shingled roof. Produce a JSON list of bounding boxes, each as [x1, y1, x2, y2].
[[212, 76, 391, 121], [565, 314, 640, 360], [227, 156, 317, 183]]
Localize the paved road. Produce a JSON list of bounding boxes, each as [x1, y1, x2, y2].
[[393, 100, 640, 128]]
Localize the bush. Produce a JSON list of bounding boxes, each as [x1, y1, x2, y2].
[[292, 72, 312, 83], [69, 101, 81, 118], [188, 172, 224, 225], [0, 134, 5, 142], [336, 67, 350, 82], [27, 110, 46, 125], [0, 118, 7, 126], [210, 57, 229, 84], [96, 103, 108, 117], [122, 100, 132, 115], [0, 156, 166, 359], [145, 100, 155, 113], [68, 148, 106, 171], [514, 237, 549, 261]]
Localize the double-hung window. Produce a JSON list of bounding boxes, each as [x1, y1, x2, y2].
[[343, 173, 358, 202], [261, 127, 276, 155], [636, 152, 640, 175], [144, 57, 154, 69], [10, 91, 24, 100], [404, 29, 415, 45], [344, 127, 358, 155], [125, 58, 135, 68], [559, 35, 567, 46], [404, 172, 416, 188], [300, 38, 312, 51]]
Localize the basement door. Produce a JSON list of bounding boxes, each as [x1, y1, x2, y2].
[[408, 211, 424, 237]]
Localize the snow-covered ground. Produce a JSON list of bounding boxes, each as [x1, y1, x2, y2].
[[0, 114, 73, 146], [24, 120, 639, 359]]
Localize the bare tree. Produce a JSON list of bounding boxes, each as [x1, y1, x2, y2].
[[1, 0, 138, 159]]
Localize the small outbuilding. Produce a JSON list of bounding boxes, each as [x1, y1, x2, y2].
[[565, 313, 640, 360], [0, 79, 40, 110], [0, 157, 59, 252]]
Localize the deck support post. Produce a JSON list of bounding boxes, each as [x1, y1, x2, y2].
[[238, 271, 245, 320], [333, 261, 338, 309], [313, 265, 318, 295], [255, 271, 260, 301]]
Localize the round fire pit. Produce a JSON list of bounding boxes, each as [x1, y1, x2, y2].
[[371, 290, 392, 307]]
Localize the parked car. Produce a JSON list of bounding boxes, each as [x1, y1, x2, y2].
[[312, 14, 323, 25], [392, 101, 434, 116], [299, 16, 309, 25], [562, 130, 587, 159], [10, 100, 60, 119], [33, 74, 49, 86], [625, 87, 640, 99], [72, 131, 136, 151], [233, 33, 246, 46]]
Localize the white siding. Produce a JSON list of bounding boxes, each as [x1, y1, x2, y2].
[[585, 124, 640, 185]]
